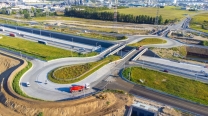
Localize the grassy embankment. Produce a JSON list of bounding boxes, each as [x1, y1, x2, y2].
[[0, 35, 97, 61], [103, 6, 199, 20], [190, 13, 208, 33], [123, 67, 208, 105], [128, 38, 167, 46], [49, 55, 120, 84]]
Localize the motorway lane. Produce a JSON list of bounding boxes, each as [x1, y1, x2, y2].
[[140, 56, 207, 72], [1, 24, 115, 48], [0, 26, 102, 52], [107, 78, 208, 115], [130, 85, 208, 116]]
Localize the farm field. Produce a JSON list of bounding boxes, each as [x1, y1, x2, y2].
[[129, 38, 166, 46], [0, 35, 97, 61], [190, 13, 208, 33], [123, 67, 208, 105], [49, 55, 120, 84], [103, 6, 199, 20]]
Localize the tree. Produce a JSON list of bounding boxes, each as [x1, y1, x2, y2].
[[24, 13, 30, 19], [164, 19, 169, 24]]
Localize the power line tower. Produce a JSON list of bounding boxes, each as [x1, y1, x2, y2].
[[113, 0, 118, 33]]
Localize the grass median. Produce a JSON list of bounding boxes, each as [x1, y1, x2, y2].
[[123, 67, 208, 105], [48, 55, 120, 84], [0, 35, 97, 61], [128, 38, 167, 46]]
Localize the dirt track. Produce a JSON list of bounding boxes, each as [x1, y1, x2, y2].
[[0, 53, 133, 116]]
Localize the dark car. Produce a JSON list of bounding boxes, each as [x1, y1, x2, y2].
[[20, 34, 24, 37], [163, 69, 168, 73]]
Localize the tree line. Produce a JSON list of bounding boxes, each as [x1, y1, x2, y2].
[[65, 8, 169, 24]]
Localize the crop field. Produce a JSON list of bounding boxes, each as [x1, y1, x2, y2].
[[129, 38, 166, 46], [123, 67, 208, 105], [49, 55, 120, 84], [190, 13, 208, 33], [103, 6, 199, 20], [0, 35, 97, 61]]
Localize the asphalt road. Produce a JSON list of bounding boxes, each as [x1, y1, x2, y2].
[[1, 17, 208, 114]]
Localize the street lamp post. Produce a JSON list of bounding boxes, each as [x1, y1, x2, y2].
[[20, 51, 22, 58]]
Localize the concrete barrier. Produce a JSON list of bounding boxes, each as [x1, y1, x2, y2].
[[122, 49, 136, 59], [131, 48, 148, 61], [106, 44, 126, 57]]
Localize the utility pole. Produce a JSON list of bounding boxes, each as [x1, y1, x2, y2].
[[154, 2, 160, 31], [113, 0, 118, 33]]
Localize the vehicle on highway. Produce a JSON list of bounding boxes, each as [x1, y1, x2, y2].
[[19, 33, 25, 37], [0, 28, 5, 31], [26, 82, 30, 87], [38, 40, 47, 45], [9, 33, 16, 37], [70, 83, 90, 93], [163, 69, 168, 73]]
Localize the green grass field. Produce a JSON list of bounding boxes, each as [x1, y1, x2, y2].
[[129, 38, 167, 46], [123, 67, 208, 105], [190, 13, 208, 33], [0, 35, 97, 61], [103, 6, 199, 20], [49, 55, 120, 84]]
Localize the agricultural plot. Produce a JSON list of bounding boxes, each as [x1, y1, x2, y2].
[[103, 6, 198, 20]]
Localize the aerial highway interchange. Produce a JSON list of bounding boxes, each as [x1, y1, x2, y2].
[[1, 16, 208, 115]]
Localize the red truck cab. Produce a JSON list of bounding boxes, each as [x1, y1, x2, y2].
[[70, 83, 90, 93]]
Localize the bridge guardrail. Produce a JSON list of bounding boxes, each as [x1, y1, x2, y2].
[[131, 48, 148, 61]]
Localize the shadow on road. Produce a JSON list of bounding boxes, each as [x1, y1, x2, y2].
[[55, 87, 69, 93], [35, 81, 42, 83]]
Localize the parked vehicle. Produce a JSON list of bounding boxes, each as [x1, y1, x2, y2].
[[70, 83, 90, 93], [9, 33, 16, 37]]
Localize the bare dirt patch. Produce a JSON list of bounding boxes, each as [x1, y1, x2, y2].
[[0, 54, 20, 73]]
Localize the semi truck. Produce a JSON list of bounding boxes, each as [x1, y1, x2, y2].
[[70, 83, 90, 93], [9, 33, 16, 37]]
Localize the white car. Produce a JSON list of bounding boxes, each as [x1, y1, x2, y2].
[[26, 82, 30, 87]]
